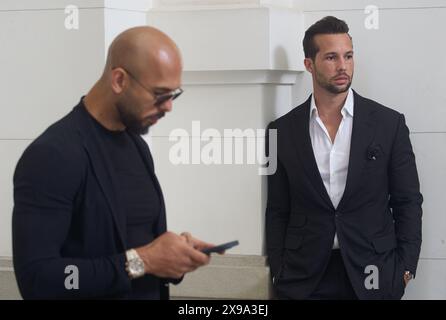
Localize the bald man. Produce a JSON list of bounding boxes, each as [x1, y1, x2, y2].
[[12, 26, 214, 299]]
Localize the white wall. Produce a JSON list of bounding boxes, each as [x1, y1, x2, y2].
[[147, 3, 303, 255]]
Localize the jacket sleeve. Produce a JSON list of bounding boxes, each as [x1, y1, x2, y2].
[[388, 114, 423, 277], [12, 142, 132, 299], [265, 121, 291, 281]]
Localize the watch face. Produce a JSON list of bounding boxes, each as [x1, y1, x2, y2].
[[404, 272, 413, 281], [129, 258, 145, 276]]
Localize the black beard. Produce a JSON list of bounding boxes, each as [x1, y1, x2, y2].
[[128, 123, 150, 135], [116, 103, 150, 135], [315, 67, 353, 95], [323, 80, 352, 94]]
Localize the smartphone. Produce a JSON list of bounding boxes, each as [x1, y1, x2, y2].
[[201, 240, 239, 255]]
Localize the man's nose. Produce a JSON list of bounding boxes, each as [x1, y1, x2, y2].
[[160, 99, 173, 112], [337, 57, 347, 71]]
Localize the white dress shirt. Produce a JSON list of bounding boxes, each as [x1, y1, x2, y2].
[[309, 88, 354, 249]]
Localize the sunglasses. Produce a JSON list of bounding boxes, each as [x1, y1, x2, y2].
[[120, 67, 184, 106]]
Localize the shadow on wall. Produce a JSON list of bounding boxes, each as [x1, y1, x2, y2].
[[260, 45, 291, 258], [273, 45, 289, 71], [263, 45, 291, 122]]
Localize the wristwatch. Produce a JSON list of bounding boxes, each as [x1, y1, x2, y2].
[[404, 271, 413, 282], [125, 249, 145, 279]]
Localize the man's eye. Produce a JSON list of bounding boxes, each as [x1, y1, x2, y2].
[[327, 56, 335, 60], [346, 55, 353, 59]]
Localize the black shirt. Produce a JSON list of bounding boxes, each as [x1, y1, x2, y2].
[[88, 109, 162, 299]]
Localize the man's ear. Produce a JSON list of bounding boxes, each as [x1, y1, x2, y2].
[[111, 68, 126, 94], [304, 58, 314, 74]]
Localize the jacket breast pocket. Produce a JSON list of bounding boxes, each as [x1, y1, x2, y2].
[[371, 233, 397, 253]]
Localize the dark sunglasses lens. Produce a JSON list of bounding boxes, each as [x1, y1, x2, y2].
[[155, 95, 172, 106], [155, 90, 182, 106]]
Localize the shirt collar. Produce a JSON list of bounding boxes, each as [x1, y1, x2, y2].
[[310, 88, 354, 119]]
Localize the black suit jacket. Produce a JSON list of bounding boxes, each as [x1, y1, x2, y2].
[[265, 90, 423, 300], [12, 99, 172, 299]]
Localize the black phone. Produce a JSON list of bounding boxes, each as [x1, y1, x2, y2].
[[201, 240, 239, 255]]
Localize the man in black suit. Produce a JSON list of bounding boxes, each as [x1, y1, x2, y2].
[[12, 26, 215, 299], [265, 16, 423, 300]]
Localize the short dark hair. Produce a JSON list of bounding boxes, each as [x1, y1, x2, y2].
[[303, 16, 351, 60]]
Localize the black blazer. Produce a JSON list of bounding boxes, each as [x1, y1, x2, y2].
[[266, 90, 423, 300], [12, 99, 171, 299]]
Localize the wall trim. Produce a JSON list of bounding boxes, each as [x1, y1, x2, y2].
[[183, 70, 301, 85], [0, 255, 271, 300], [0, 257, 21, 300], [0, 0, 152, 12]]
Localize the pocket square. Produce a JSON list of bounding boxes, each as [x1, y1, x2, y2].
[[366, 144, 383, 161]]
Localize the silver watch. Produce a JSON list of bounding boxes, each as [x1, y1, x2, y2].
[[125, 249, 145, 279], [404, 270, 414, 281]]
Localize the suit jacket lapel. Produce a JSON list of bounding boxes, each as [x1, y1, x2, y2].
[[337, 91, 377, 210], [290, 96, 334, 210], [73, 103, 127, 250]]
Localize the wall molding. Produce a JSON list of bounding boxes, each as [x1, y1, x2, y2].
[[0, 257, 21, 300], [151, 0, 295, 11], [0, 255, 271, 300], [183, 70, 301, 86], [0, 0, 153, 12]]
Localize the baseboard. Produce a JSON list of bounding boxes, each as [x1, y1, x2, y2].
[[0, 257, 21, 300], [170, 254, 272, 300], [0, 255, 272, 300]]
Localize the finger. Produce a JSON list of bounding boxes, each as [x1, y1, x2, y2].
[[180, 232, 193, 246], [175, 242, 211, 269], [177, 258, 200, 275], [188, 249, 211, 266], [189, 238, 215, 251]]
